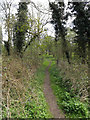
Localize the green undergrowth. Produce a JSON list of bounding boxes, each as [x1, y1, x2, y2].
[[47, 56, 89, 118], [24, 63, 52, 118]]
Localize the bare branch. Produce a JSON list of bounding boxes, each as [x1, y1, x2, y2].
[[30, 0, 52, 15]]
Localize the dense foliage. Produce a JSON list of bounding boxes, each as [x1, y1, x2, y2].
[[13, 2, 28, 54]]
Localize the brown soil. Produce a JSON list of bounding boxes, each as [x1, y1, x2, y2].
[[43, 63, 65, 118]]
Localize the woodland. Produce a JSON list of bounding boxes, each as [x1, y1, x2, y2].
[[0, 0, 90, 119]]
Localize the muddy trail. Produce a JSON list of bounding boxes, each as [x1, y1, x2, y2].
[[43, 63, 65, 118]]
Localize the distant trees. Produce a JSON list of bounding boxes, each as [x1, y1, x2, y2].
[[49, 1, 71, 64], [2, 0, 89, 76]]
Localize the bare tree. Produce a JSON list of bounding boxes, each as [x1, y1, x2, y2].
[[0, 0, 14, 55]]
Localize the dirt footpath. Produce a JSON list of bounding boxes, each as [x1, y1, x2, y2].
[[43, 63, 65, 118]]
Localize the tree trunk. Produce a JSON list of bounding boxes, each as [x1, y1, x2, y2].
[[88, 40, 90, 96], [62, 36, 71, 64], [7, 27, 11, 55], [65, 51, 71, 64], [7, 7, 11, 55], [56, 59, 59, 65]]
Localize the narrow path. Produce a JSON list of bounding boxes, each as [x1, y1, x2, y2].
[[43, 63, 65, 118]]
